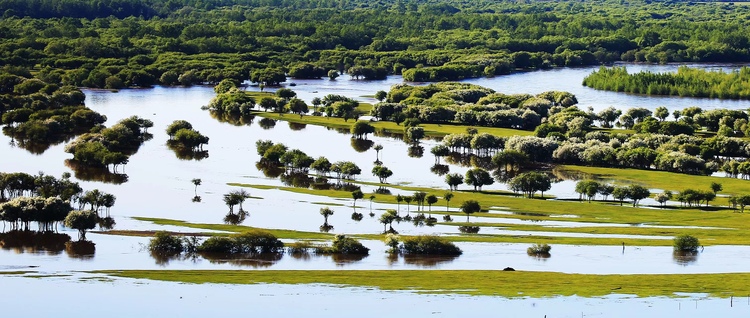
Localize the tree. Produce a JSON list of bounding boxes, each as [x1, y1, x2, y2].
[[507, 172, 552, 198], [311, 157, 332, 176], [320, 207, 334, 224], [465, 168, 494, 191], [655, 106, 669, 121], [328, 70, 339, 80], [259, 97, 276, 112], [444, 192, 454, 211], [311, 97, 322, 112], [612, 186, 629, 206], [369, 195, 376, 214], [460, 200, 481, 222], [413, 191, 427, 211], [396, 194, 403, 215], [655, 190, 672, 207], [351, 121, 375, 139], [276, 88, 297, 100], [166, 120, 193, 139], [352, 189, 364, 207], [406, 126, 425, 144], [404, 196, 413, 215], [379, 209, 398, 233], [627, 184, 650, 207], [373, 144, 383, 162], [372, 165, 393, 183], [288, 98, 308, 117], [374, 90, 387, 101], [445, 173, 464, 191], [710, 182, 723, 194], [64, 210, 98, 240], [575, 180, 600, 202], [426, 194, 438, 213]]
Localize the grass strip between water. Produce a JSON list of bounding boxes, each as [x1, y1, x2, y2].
[[99, 269, 750, 298], [228, 182, 750, 245]]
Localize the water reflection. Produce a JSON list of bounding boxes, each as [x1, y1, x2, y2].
[[255, 161, 284, 178], [280, 172, 313, 188], [200, 252, 283, 268], [402, 255, 459, 267], [331, 253, 367, 266], [223, 210, 249, 225], [319, 223, 334, 233], [351, 138, 374, 152], [64, 240, 96, 259], [258, 118, 277, 130], [288, 122, 307, 131], [0, 230, 70, 255], [407, 145, 424, 158], [673, 251, 699, 266], [209, 111, 255, 126], [2, 129, 75, 155], [166, 141, 209, 161], [97, 216, 116, 230], [64, 159, 129, 184], [430, 164, 450, 176]]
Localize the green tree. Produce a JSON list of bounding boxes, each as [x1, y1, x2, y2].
[[444, 192, 454, 211], [320, 207, 334, 224], [191, 178, 202, 196], [445, 173, 464, 191], [64, 210, 98, 240], [351, 121, 375, 139], [426, 194, 438, 213], [372, 165, 393, 183], [460, 200, 481, 222], [464, 168, 494, 191], [352, 189, 364, 207]]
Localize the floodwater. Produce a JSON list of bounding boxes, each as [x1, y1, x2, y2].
[[2, 64, 750, 308], [0, 228, 745, 274], [268, 62, 750, 112], [3, 274, 749, 318]]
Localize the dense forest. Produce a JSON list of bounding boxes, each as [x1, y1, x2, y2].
[[2, 0, 750, 89]]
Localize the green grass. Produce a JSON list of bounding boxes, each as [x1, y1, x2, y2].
[[228, 181, 750, 245], [132, 217, 332, 240], [100, 270, 750, 298], [253, 112, 532, 138], [560, 165, 750, 195]]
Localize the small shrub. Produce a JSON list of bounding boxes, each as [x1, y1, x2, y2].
[[148, 231, 184, 254], [401, 235, 462, 256], [232, 230, 284, 253], [197, 230, 284, 254], [674, 234, 700, 252], [443, 215, 453, 221], [330, 234, 369, 255], [527, 243, 552, 255], [197, 236, 235, 253], [287, 241, 319, 254], [458, 225, 480, 233], [384, 233, 400, 254]]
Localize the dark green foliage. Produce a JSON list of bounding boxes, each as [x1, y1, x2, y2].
[[673, 235, 700, 252], [401, 235, 462, 256], [198, 230, 284, 254], [527, 243, 552, 255], [317, 234, 369, 255], [63, 210, 98, 240], [585, 66, 750, 100], [148, 231, 184, 254]]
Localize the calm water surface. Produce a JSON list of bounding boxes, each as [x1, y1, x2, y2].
[[3, 274, 748, 318], [0, 63, 747, 276]]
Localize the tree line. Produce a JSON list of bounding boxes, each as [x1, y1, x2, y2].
[[4, 1, 750, 88]]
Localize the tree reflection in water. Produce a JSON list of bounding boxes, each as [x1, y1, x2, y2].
[[65, 240, 96, 259], [0, 230, 70, 255], [258, 118, 277, 130], [673, 251, 699, 266], [223, 210, 249, 225], [65, 159, 128, 184], [350, 138, 374, 153], [167, 141, 209, 161]]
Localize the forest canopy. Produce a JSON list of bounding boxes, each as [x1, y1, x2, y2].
[[2, 0, 750, 87]]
